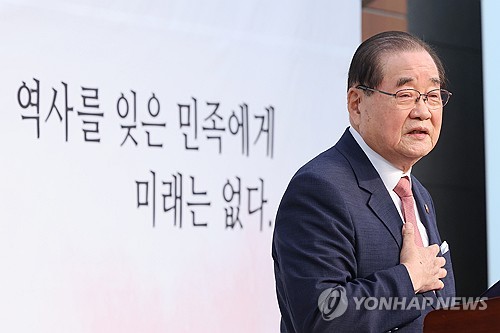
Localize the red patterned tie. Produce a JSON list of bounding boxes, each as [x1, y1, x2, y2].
[[394, 176, 424, 247]]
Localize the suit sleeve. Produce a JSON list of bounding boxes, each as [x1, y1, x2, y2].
[[272, 170, 423, 333]]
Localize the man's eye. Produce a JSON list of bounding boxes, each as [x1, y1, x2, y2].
[[397, 92, 414, 99], [427, 92, 441, 100]]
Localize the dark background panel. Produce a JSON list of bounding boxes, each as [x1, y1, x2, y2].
[[408, 0, 487, 297]]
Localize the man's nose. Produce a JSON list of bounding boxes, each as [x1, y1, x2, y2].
[[411, 97, 432, 120]]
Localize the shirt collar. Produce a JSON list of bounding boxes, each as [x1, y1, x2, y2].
[[349, 126, 411, 192]]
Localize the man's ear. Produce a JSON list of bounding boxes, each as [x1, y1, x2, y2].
[[347, 87, 362, 127]]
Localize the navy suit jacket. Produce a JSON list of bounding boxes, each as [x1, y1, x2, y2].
[[272, 129, 455, 333]]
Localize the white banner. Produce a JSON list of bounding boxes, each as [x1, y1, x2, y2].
[[0, 1, 360, 331], [482, 0, 500, 287]]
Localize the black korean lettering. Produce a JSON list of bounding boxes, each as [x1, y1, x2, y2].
[[223, 176, 242, 229], [117, 90, 138, 146], [163, 173, 183, 228], [17, 78, 41, 138], [186, 176, 211, 227], [136, 170, 157, 227], [254, 105, 275, 158], [78, 87, 103, 143], [178, 97, 199, 150], [202, 101, 225, 154], [247, 178, 269, 231], [141, 93, 166, 148], [45, 82, 74, 142], [46, 87, 63, 122], [229, 103, 249, 156]]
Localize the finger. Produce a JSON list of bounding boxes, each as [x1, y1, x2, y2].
[[432, 257, 445, 268], [435, 280, 445, 290], [401, 223, 416, 253], [427, 244, 440, 256], [402, 222, 415, 241], [438, 268, 447, 279], [436, 256, 446, 268]]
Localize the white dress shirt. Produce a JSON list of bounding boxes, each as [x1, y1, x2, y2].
[[349, 127, 430, 247]]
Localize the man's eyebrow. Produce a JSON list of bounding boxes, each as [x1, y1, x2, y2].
[[396, 77, 414, 87], [396, 77, 441, 87], [430, 77, 441, 85]]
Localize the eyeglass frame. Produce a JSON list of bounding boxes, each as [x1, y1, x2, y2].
[[356, 85, 452, 109]]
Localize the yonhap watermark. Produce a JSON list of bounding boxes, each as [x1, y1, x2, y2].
[[317, 286, 348, 321], [318, 287, 488, 321], [351, 296, 488, 311]]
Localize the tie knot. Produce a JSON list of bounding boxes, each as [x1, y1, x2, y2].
[[394, 176, 412, 198]]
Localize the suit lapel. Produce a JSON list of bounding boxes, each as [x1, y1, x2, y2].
[[412, 178, 448, 304], [336, 129, 404, 249], [411, 180, 441, 246], [366, 186, 405, 249]]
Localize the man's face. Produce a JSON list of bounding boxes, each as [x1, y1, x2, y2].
[[349, 50, 443, 171]]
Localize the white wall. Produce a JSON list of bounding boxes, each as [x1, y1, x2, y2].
[[482, 0, 500, 287], [0, 1, 360, 331]]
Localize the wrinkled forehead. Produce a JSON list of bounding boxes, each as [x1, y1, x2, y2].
[[378, 50, 441, 87]]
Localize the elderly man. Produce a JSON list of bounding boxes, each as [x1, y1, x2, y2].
[[272, 31, 456, 332]]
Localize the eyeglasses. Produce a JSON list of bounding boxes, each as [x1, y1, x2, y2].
[[356, 85, 452, 110]]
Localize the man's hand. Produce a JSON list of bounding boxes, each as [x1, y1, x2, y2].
[[400, 222, 447, 293]]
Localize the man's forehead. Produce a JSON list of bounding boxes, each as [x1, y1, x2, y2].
[[377, 50, 441, 87], [379, 49, 438, 70]]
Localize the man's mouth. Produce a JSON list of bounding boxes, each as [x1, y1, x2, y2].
[[408, 128, 429, 135]]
